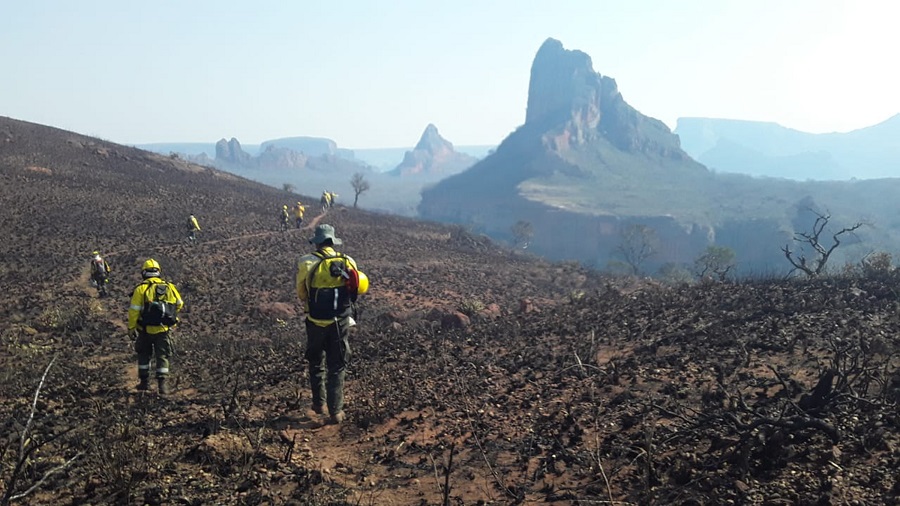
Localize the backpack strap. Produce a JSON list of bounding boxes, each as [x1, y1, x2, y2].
[[305, 251, 346, 294], [141, 279, 168, 302]]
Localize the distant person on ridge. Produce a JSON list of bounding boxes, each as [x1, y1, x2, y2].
[[296, 224, 369, 424], [320, 190, 331, 211], [128, 259, 184, 394], [89, 250, 111, 297], [188, 214, 201, 242], [294, 201, 306, 229], [280, 205, 290, 232], [327, 191, 338, 208]]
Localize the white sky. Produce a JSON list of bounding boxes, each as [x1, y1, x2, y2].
[[1, 0, 898, 148]]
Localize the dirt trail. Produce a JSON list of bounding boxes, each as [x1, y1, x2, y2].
[[68, 208, 383, 495], [99, 208, 329, 261], [81, 206, 328, 376]]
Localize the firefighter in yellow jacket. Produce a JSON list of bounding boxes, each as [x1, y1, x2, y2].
[[128, 259, 184, 394], [188, 214, 201, 242], [296, 224, 369, 424], [294, 201, 306, 229]]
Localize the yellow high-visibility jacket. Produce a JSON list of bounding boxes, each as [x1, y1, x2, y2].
[[296, 246, 358, 327], [294, 205, 305, 218], [128, 277, 184, 334], [190, 216, 201, 231]]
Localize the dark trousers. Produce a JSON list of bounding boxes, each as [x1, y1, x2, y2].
[[295, 217, 303, 228], [135, 330, 172, 378], [305, 319, 351, 414], [91, 274, 108, 295]]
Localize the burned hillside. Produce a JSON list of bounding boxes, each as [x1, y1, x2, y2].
[[0, 116, 898, 504]]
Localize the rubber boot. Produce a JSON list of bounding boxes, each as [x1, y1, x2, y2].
[[158, 377, 171, 395], [137, 377, 149, 391]]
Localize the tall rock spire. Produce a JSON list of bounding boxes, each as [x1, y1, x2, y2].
[[524, 37, 687, 158], [391, 124, 476, 176]]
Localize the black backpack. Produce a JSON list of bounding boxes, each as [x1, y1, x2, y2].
[[141, 281, 178, 326], [92, 258, 108, 277]]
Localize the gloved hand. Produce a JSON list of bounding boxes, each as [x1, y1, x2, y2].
[[128, 329, 139, 341]]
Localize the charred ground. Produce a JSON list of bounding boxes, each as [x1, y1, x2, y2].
[[0, 116, 898, 505]]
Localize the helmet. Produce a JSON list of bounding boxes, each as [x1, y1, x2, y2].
[[92, 250, 100, 256], [142, 259, 161, 272], [283, 205, 288, 209], [356, 271, 369, 295]]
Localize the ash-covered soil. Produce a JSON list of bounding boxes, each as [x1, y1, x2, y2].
[[0, 116, 898, 505]]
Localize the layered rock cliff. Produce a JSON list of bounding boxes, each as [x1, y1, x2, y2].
[[526, 38, 691, 159]]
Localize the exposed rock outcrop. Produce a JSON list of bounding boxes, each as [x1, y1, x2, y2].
[[390, 124, 477, 177], [214, 136, 367, 175], [260, 137, 337, 157], [416, 39, 741, 271], [527, 38, 690, 159], [215, 138, 253, 166], [256, 144, 308, 170]]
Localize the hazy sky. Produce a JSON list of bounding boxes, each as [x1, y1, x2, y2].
[[2, 0, 898, 148]]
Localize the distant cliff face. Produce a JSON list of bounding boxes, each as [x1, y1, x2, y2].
[[390, 124, 477, 177], [214, 137, 346, 172], [257, 144, 308, 170], [675, 115, 900, 180], [415, 38, 900, 274], [414, 39, 840, 270], [418, 38, 706, 267], [259, 137, 338, 157], [526, 38, 690, 159]]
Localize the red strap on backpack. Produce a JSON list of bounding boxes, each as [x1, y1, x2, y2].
[[345, 268, 360, 296]]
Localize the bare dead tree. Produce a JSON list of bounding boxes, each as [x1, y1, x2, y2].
[[616, 224, 659, 276], [781, 210, 864, 278], [350, 172, 370, 208], [694, 245, 736, 281]]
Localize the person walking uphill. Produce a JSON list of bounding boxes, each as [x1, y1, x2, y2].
[[188, 214, 201, 242], [296, 224, 369, 424], [280, 205, 291, 231], [89, 250, 111, 297], [294, 201, 306, 229], [128, 259, 184, 394]]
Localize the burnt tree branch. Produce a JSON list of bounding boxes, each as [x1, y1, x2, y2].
[[781, 210, 864, 277]]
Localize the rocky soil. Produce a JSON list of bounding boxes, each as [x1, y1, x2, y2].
[[0, 116, 898, 505]]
